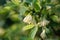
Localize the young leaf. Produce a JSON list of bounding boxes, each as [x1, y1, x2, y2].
[[22, 24, 34, 31]]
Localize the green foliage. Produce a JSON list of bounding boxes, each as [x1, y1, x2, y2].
[[22, 24, 34, 31], [28, 26, 38, 39], [0, 0, 60, 40]]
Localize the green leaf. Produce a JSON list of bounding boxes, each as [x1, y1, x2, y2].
[[29, 26, 38, 39], [32, 0, 37, 3], [24, 0, 32, 4], [20, 6, 27, 15], [10, 13, 19, 22], [33, 3, 40, 12], [19, 5, 27, 20], [45, 27, 50, 34], [10, 24, 18, 31], [22, 24, 34, 31], [51, 15, 59, 22], [11, 0, 20, 5], [51, 15, 58, 20], [33, 0, 40, 12]]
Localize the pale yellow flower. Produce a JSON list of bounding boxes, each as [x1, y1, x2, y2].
[[38, 19, 49, 27], [23, 14, 36, 24]]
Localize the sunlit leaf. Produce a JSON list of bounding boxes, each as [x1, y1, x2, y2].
[[9, 13, 19, 22], [11, 0, 20, 5], [51, 15, 60, 23], [22, 24, 34, 31]]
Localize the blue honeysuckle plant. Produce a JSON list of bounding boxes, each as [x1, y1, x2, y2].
[[0, 0, 60, 40]]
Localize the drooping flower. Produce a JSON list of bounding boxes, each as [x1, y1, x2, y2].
[[23, 14, 36, 24], [38, 19, 50, 27]]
